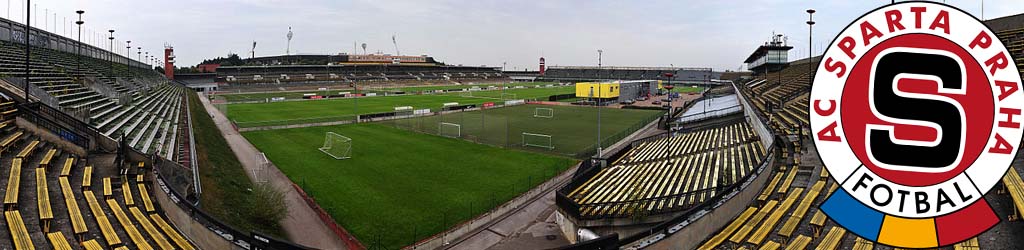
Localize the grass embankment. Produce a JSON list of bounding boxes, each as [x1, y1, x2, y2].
[[187, 91, 286, 237]]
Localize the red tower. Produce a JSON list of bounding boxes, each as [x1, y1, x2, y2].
[[539, 57, 546, 76], [164, 45, 175, 80]]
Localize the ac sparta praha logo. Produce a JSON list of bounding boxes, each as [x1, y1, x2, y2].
[[810, 2, 1023, 248]]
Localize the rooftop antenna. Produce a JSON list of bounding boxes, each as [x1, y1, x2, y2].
[[392, 34, 400, 55]]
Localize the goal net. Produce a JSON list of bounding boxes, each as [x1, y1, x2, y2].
[[319, 132, 352, 159], [459, 91, 473, 97], [501, 93, 517, 100], [522, 132, 554, 150], [439, 122, 461, 138], [534, 107, 554, 118]]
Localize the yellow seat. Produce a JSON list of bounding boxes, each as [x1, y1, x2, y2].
[[36, 167, 53, 232], [4, 158, 23, 210], [81, 239, 104, 250], [82, 166, 93, 190], [784, 235, 812, 250], [59, 177, 89, 236], [107, 199, 154, 250], [151, 213, 196, 250], [84, 190, 122, 246], [15, 140, 39, 159], [39, 148, 56, 168], [123, 177, 135, 206], [5, 210, 35, 250], [698, 207, 757, 250], [953, 237, 980, 250], [103, 177, 113, 198], [130, 206, 175, 249], [139, 182, 156, 213], [853, 237, 874, 250], [817, 227, 847, 250], [0, 131, 25, 154], [47, 232, 74, 250], [59, 157, 74, 177]]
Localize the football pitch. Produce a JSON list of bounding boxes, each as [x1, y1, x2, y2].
[[242, 123, 577, 249], [224, 86, 575, 127], [389, 104, 664, 158]]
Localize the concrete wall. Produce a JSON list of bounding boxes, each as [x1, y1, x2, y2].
[[732, 81, 774, 148], [15, 117, 86, 156]]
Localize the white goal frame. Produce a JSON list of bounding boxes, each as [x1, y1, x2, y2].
[[501, 93, 517, 100], [522, 132, 554, 150], [534, 107, 554, 118], [439, 122, 462, 138], [319, 132, 352, 160]]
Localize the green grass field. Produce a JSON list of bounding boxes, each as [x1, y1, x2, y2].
[[388, 104, 664, 158], [225, 86, 575, 127], [242, 123, 577, 249]]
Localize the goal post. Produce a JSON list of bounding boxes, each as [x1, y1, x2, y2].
[[439, 122, 461, 138], [522, 132, 554, 150], [500, 93, 517, 100], [534, 107, 554, 118], [319, 132, 352, 160]]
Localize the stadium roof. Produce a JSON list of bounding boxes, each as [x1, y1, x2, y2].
[[984, 13, 1024, 32], [547, 66, 712, 71], [743, 44, 794, 63]]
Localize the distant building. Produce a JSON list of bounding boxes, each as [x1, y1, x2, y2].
[[196, 63, 220, 73], [243, 54, 441, 66]]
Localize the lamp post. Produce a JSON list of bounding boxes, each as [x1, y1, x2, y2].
[[23, 0, 30, 101], [108, 30, 114, 78], [137, 47, 142, 63], [597, 49, 603, 68], [807, 9, 816, 76], [126, 41, 131, 78], [75, 10, 84, 75]]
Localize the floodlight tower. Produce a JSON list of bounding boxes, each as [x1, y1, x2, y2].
[[286, 27, 293, 56]]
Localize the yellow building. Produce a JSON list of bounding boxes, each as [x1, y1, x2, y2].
[[575, 82, 621, 98]]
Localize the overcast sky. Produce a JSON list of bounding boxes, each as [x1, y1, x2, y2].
[[20, 0, 1023, 71]]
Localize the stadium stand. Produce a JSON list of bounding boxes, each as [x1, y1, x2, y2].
[[564, 118, 766, 219], [216, 64, 507, 91], [541, 66, 720, 84], [0, 40, 184, 160], [0, 93, 194, 249]]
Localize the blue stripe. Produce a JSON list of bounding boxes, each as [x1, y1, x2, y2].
[[821, 188, 884, 241]]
